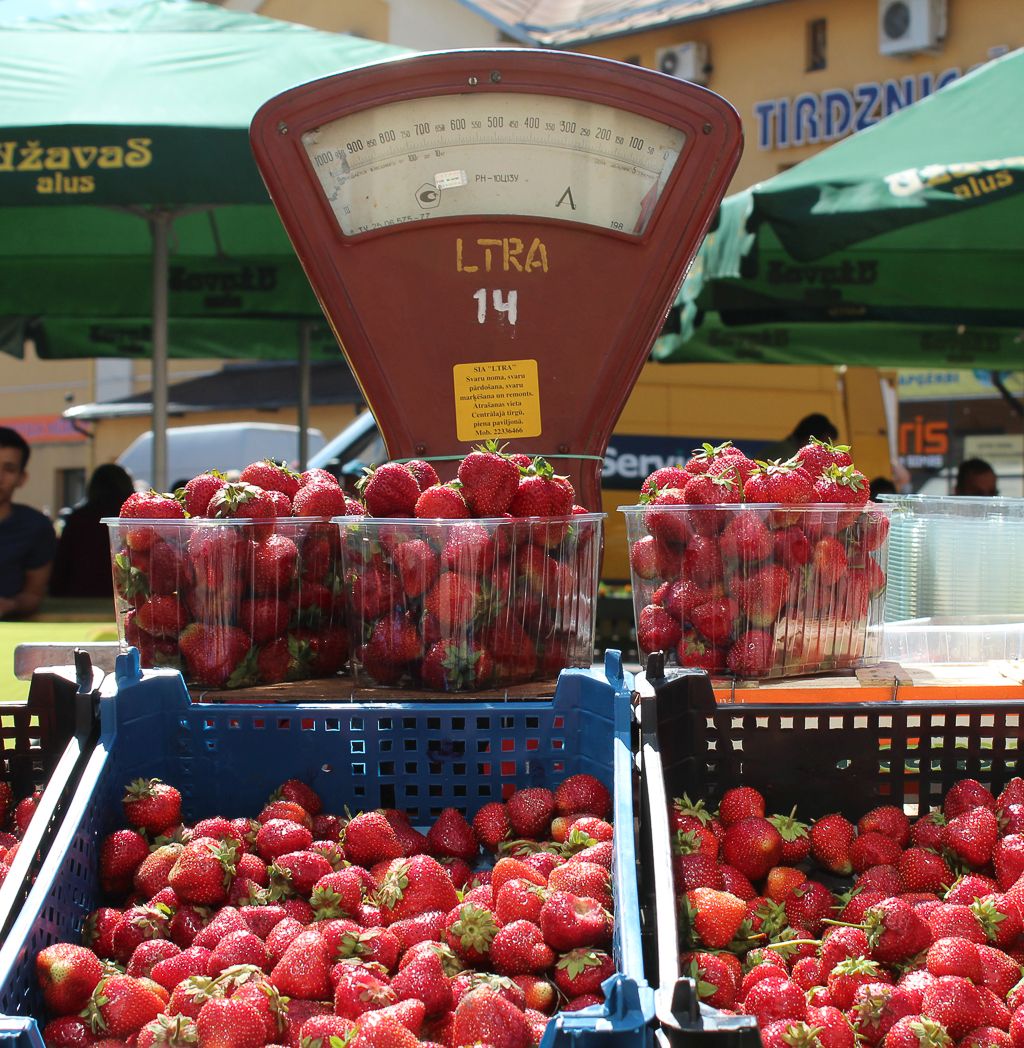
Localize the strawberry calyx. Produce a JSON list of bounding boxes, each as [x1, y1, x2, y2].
[[907, 1018, 953, 1048], [768, 806, 810, 843], [683, 958, 718, 999], [673, 829, 707, 857], [80, 979, 111, 1034], [822, 463, 867, 492], [142, 1013, 199, 1047], [808, 436, 851, 454], [690, 441, 735, 462], [555, 948, 604, 980], [310, 885, 350, 921], [450, 903, 500, 955], [376, 861, 410, 909], [970, 896, 1008, 939], [208, 482, 268, 518], [113, 554, 150, 599], [561, 827, 599, 856], [780, 1022, 826, 1048], [673, 793, 713, 824], [123, 777, 165, 802]]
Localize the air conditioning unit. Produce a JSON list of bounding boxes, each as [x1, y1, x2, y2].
[[655, 42, 709, 84], [879, 0, 947, 55]]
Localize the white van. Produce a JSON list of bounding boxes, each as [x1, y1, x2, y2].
[[118, 423, 326, 490]]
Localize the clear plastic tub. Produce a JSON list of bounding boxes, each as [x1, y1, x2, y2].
[[880, 616, 1024, 664], [103, 517, 348, 688], [335, 513, 604, 691], [879, 494, 1024, 622], [619, 503, 890, 679]]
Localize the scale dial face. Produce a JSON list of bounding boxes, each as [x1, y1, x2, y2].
[[300, 92, 686, 237]]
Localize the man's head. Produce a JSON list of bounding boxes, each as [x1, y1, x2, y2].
[[955, 458, 998, 497], [792, 413, 839, 446], [0, 426, 30, 509]]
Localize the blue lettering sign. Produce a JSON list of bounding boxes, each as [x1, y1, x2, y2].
[[822, 88, 854, 140]]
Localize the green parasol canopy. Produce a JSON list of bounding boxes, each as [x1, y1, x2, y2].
[[656, 47, 1024, 368], [0, 0, 408, 485]]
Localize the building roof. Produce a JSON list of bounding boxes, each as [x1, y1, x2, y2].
[[64, 360, 364, 421], [456, 0, 784, 46]]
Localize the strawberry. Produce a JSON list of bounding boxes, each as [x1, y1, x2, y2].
[[506, 788, 555, 839], [810, 813, 855, 874], [420, 639, 494, 692], [960, 1028, 1012, 1048], [684, 887, 746, 949], [864, 897, 931, 962], [767, 809, 810, 863], [81, 975, 164, 1039], [859, 806, 912, 846], [390, 949, 453, 1015], [134, 594, 186, 640], [122, 778, 181, 834], [795, 437, 853, 476], [773, 525, 812, 567], [690, 597, 739, 643], [743, 460, 815, 508], [547, 860, 612, 909], [239, 459, 301, 498], [783, 879, 834, 934], [899, 848, 954, 894], [685, 442, 744, 476], [883, 1016, 953, 1048], [457, 441, 521, 517], [36, 943, 104, 1016], [120, 490, 185, 549], [813, 464, 870, 524], [207, 481, 276, 536], [944, 807, 999, 868], [250, 532, 299, 593], [426, 807, 478, 862], [472, 802, 511, 851], [343, 811, 404, 867], [719, 511, 774, 563], [738, 565, 790, 627], [415, 483, 470, 519], [494, 877, 546, 925], [629, 534, 675, 580], [553, 948, 615, 997], [642, 487, 690, 545], [970, 894, 1021, 948], [637, 603, 683, 656], [178, 624, 251, 689], [443, 901, 500, 964], [719, 787, 765, 824], [99, 829, 150, 894], [944, 781, 998, 819], [539, 891, 611, 951], [851, 832, 903, 872], [256, 817, 313, 861], [195, 996, 267, 1048], [490, 919, 556, 975], [680, 951, 738, 1009], [376, 854, 459, 924], [641, 464, 690, 493], [827, 957, 891, 1010], [167, 836, 238, 905], [271, 849, 334, 896], [813, 536, 849, 585], [682, 535, 725, 588], [741, 977, 808, 1025], [926, 937, 982, 982], [359, 462, 420, 517], [721, 816, 783, 880], [921, 976, 987, 1039], [726, 630, 774, 676], [553, 774, 610, 819], [269, 929, 332, 1000], [676, 632, 724, 672], [451, 986, 530, 1048], [509, 458, 574, 518], [681, 471, 741, 535], [291, 481, 351, 517]]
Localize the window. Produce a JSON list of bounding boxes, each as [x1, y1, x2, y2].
[[807, 18, 827, 71]]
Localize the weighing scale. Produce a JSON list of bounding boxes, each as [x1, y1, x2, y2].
[[250, 49, 742, 510]]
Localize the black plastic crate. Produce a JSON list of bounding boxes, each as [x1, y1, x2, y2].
[[637, 659, 1024, 1047], [0, 652, 102, 945]]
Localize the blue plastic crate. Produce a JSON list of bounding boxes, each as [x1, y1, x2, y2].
[[0, 649, 652, 1048]]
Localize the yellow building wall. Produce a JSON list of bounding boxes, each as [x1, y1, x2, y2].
[[258, 0, 388, 37], [579, 0, 1019, 190]]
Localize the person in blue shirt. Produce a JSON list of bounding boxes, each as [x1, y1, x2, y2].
[[0, 426, 57, 619]]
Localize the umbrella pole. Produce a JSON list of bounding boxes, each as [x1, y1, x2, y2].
[[149, 210, 171, 492], [298, 321, 311, 470]]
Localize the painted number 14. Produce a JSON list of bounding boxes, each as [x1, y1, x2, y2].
[[474, 289, 518, 325]]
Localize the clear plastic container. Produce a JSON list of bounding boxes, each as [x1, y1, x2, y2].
[[335, 514, 604, 691], [103, 517, 348, 688], [619, 503, 891, 679], [879, 494, 1024, 622], [880, 616, 1024, 664]]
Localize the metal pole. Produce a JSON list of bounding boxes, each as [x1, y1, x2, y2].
[[150, 211, 171, 492], [298, 321, 312, 470]]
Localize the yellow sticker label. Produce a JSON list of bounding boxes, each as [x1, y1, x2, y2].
[[453, 359, 542, 442]]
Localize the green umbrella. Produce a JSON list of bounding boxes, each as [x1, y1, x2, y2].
[[0, 0, 408, 486], [656, 47, 1024, 367]]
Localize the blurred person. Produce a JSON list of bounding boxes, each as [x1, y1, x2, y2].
[[0, 426, 57, 618], [50, 463, 136, 599], [955, 457, 998, 496], [869, 476, 897, 499], [762, 413, 840, 462]]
